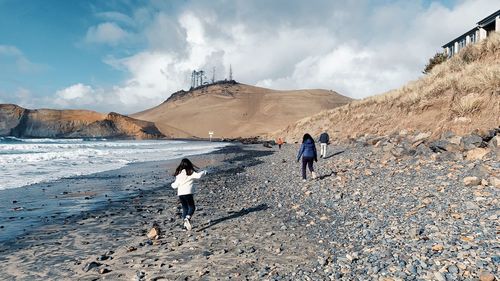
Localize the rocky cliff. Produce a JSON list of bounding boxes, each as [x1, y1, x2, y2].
[[0, 104, 164, 139]]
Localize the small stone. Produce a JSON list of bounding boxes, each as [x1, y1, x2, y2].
[[463, 176, 481, 186], [147, 224, 160, 240], [434, 272, 446, 281], [479, 272, 495, 281], [465, 202, 479, 210], [99, 268, 111, 274], [432, 244, 444, 251], [447, 265, 458, 274], [490, 177, 500, 188], [82, 261, 102, 272]]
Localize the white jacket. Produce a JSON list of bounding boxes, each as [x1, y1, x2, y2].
[[171, 169, 206, 196]]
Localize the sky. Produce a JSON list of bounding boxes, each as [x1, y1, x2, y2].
[[0, 0, 498, 113]]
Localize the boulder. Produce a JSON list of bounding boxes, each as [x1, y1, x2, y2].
[[460, 134, 485, 150], [448, 136, 462, 145], [465, 148, 490, 161], [428, 140, 449, 153], [413, 132, 431, 143], [489, 135, 500, 148]]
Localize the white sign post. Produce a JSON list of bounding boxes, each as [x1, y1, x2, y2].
[[208, 131, 214, 141]]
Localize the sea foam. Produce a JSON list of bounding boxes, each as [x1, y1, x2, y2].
[[0, 138, 227, 190]]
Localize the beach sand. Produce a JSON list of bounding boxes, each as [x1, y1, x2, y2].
[[0, 143, 498, 280]]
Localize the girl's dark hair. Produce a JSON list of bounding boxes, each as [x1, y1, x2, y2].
[[302, 133, 314, 144], [174, 158, 199, 176]]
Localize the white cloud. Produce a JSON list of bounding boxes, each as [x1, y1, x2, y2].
[[54, 83, 102, 107], [52, 0, 500, 113], [96, 11, 135, 26], [0, 45, 47, 73], [85, 22, 130, 45]]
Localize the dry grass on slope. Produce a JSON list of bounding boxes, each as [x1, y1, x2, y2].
[[273, 33, 500, 142]]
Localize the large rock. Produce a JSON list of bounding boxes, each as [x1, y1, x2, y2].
[[460, 134, 485, 150], [413, 132, 431, 143], [489, 135, 500, 148], [465, 148, 490, 160]]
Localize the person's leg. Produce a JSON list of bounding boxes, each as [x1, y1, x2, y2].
[[179, 196, 188, 219], [186, 194, 196, 218], [307, 158, 314, 172], [324, 144, 328, 158], [308, 158, 317, 179], [301, 157, 308, 179], [320, 143, 326, 158]]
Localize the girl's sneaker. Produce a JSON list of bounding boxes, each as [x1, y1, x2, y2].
[[184, 218, 192, 231]]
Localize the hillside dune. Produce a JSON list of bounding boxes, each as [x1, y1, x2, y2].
[[132, 83, 352, 138], [272, 33, 500, 142], [0, 104, 164, 139]]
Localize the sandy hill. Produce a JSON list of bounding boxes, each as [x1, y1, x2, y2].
[[132, 82, 352, 139], [271, 33, 500, 142], [0, 104, 164, 139]]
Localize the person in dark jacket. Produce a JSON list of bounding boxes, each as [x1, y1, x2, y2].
[[297, 133, 318, 181], [319, 132, 330, 158]]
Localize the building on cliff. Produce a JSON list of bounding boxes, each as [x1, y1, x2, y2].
[[442, 9, 500, 57]]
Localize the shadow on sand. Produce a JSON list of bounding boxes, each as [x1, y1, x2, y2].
[[196, 203, 268, 232], [322, 149, 345, 159], [319, 170, 337, 180]]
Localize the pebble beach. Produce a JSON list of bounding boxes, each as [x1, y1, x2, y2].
[[0, 139, 498, 280]]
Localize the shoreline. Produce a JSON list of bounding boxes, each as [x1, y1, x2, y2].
[[0, 143, 236, 244]]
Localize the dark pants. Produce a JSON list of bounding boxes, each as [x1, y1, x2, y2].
[[179, 194, 195, 219], [278, 144, 282, 149], [302, 157, 314, 179]]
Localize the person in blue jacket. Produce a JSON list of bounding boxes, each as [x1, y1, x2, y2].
[[297, 133, 318, 181]]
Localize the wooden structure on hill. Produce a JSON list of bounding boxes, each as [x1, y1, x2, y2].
[[442, 9, 500, 57]]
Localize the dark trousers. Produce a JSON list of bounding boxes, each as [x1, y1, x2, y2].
[[179, 194, 195, 219], [302, 156, 314, 179]]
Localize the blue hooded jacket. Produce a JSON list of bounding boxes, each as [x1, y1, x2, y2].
[[297, 139, 317, 161]]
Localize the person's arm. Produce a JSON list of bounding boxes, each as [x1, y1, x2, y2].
[[171, 175, 180, 189], [313, 144, 318, 162], [191, 170, 207, 179], [297, 144, 304, 162]]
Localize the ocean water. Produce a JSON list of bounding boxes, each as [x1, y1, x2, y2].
[[0, 137, 227, 190]]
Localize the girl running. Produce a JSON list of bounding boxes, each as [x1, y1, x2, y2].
[[171, 158, 206, 230]]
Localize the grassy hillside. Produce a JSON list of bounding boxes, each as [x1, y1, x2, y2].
[[272, 33, 500, 142]]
